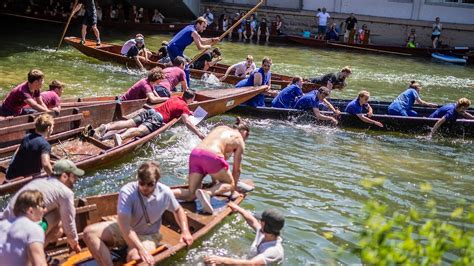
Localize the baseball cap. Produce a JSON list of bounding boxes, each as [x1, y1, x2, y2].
[[135, 36, 144, 43], [53, 159, 85, 176], [255, 208, 285, 235]]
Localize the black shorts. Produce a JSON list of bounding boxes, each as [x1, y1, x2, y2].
[[154, 85, 171, 97], [0, 105, 14, 116], [82, 13, 97, 27], [431, 34, 440, 41], [132, 109, 164, 133]]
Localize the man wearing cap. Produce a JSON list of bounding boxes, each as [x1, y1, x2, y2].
[[121, 34, 151, 71], [1, 159, 84, 254], [204, 202, 285, 265]]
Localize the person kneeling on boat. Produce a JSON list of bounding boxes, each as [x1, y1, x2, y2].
[[40, 80, 64, 113], [236, 57, 278, 107], [172, 118, 249, 214], [82, 161, 193, 266], [0, 69, 50, 117], [0, 190, 47, 265], [154, 56, 188, 98], [192, 47, 222, 72], [294, 87, 339, 125], [345, 91, 383, 128], [122, 34, 151, 71], [2, 114, 54, 184], [271, 76, 304, 109], [219, 55, 257, 81], [204, 203, 285, 265], [96, 90, 205, 146], [309, 66, 352, 90], [429, 97, 473, 137], [2, 159, 84, 254], [120, 67, 169, 104], [387, 81, 437, 117]]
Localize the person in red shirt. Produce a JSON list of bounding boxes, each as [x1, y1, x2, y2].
[[40, 80, 64, 113], [120, 67, 169, 104], [94, 90, 205, 146], [0, 69, 49, 117], [154, 56, 188, 97]]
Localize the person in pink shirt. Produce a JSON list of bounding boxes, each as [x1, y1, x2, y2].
[[119, 67, 168, 104], [40, 80, 64, 113], [0, 69, 49, 117], [154, 56, 188, 97]]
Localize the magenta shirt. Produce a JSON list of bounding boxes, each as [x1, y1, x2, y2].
[[40, 91, 61, 109], [2, 82, 40, 115], [120, 78, 153, 101], [157, 67, 185, 92]]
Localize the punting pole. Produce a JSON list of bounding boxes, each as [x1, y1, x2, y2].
[[56, 0, 79, 51], [328, 42, 412, 56], [188, 0, 265, 66]]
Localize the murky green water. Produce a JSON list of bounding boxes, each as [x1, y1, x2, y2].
[[0, 18, 473, 265]]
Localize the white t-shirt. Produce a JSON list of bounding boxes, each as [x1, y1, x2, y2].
[[249, 229, 284, 265], [121, 39, 136, 55], [317, 12, 330, 26], [203, 12, 214, 24], [0, 216, 45, 265], [233, 61, 257, 77]]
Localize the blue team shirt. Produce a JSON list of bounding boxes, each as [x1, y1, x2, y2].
[[294, 90, 323, 110], [167, 25, 196, 59], [236, 67, 271, 107], [388, 88, 419, 112], [345, 98, 368, 115], [271, 84, 303, 109], [429, 103, 458, 121]]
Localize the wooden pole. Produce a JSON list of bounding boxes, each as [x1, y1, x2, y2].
[[328, 42, 412, 56], [188, 0, 265, 65], [56, 0, 79, 51]]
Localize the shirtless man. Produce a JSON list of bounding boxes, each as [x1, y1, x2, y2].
[[172, 117, 250, 214]]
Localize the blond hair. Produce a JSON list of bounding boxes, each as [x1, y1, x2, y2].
[[246, 55, 254, 61], [35, 113, 54, 133], [457, 98, 471, 108], [195, 16, 207, 25], [358, 90, 370, 99], [13, 190, 44, 216], [341, 66, 352, 74]]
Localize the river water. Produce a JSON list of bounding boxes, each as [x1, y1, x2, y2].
[[0, 19, 473, 265]]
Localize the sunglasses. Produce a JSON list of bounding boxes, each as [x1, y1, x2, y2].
[[139, 181, 156, 188]]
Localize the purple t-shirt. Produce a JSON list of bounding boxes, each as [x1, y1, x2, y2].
[[40, 91, 61, 109], [157, 67, 185, 92], [2, 82, 40, 115], [120, 79, 153, 101], [429, 103, 459, 121]]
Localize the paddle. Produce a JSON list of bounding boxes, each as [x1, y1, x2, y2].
[[188, 0, 264, 66], [56, 0, 79, 51]]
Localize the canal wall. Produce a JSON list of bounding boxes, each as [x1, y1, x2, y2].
[[201, 3, 474, 47]]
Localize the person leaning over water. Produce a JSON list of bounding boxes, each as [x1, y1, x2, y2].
[[272, 76, 304, 109], [429, 97, 473, 137], [119, 67, 168, 104], [204, 203, 285, 265], [82, 161, 193, 266], [40, 80, 64, 113], [310, 66, 352, 90], [294, 86, 339, 125], [0, 69, 49, 117], [172, 117, 250, 214], [387, 81, 437, 117], [219, 55, 257, 81], [345, 90, 383, 128], [0, 190, 47, 265], [3, 114, 54, 183], [2, 159, 84, 254]]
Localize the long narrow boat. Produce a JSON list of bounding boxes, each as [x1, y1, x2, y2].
[[45, 179, 254, 265], [63, 37, 325, 91], [287, 35, 473, 63], [230, 97, 474, 138], [0, 86, 267, 195]]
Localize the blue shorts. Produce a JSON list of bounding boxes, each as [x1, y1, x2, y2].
[[387, 108, 418, 117]]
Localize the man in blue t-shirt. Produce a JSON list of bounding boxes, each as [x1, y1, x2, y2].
[[294, 86, 338, 125], [3, 114, 54, 183], [429, 97, 473, 137], [345, 91, 383, 128], [272, 76, 304, 109]]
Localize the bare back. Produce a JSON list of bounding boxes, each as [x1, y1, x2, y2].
[[196, 126, 245, 159]]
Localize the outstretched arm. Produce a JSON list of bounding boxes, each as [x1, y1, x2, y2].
[[416, 98, 437, 107], [356, 113, 383, 127], [232, 145, 244, 186], [146, 92, 167, 104], [181, 114, 205, 139], [219, 64, 237, 81], [172, 207, 193, 246], [204, 255, 265, 265], [461, 111, 474, 119], [430, 116, 446, 137], [227, 202, 260, 231], [25, 98, 49, 113], [313, 108, 338, 125], [322, 98, 340, 115]]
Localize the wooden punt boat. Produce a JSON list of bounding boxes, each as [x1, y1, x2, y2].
[[0, 86, 267, 195], [63, 37, 327, 92], [287, 35, 473, 63], [45, 179, 254, 265], [230, 97, 474, 138]]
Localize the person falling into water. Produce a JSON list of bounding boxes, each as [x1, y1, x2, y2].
[[345, 90, 383, 128], [172, 117, 250, 214], [429, 97, 473, 137]]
